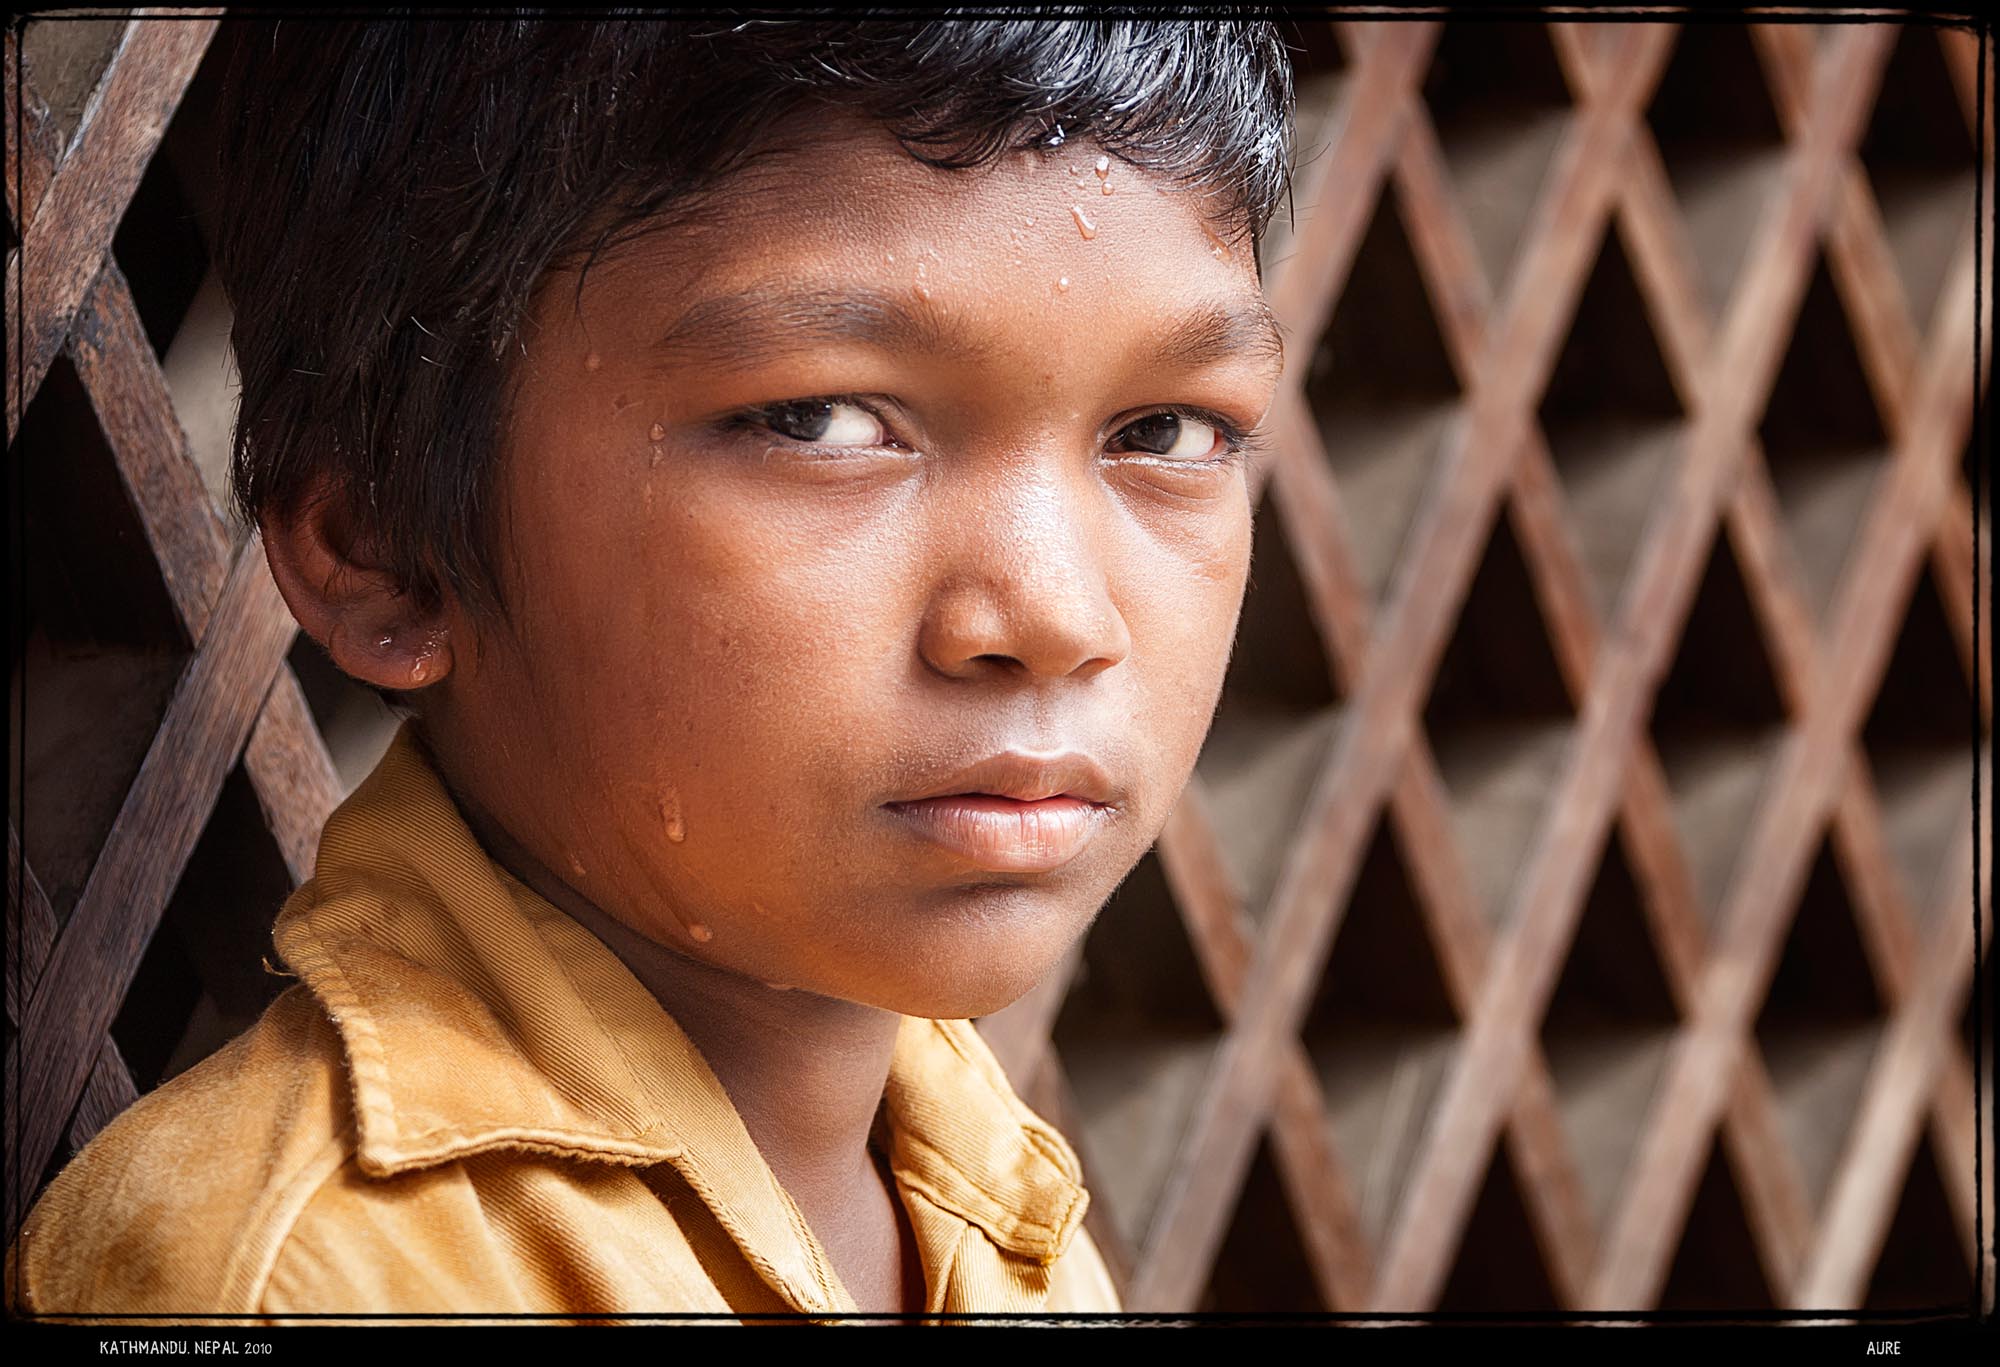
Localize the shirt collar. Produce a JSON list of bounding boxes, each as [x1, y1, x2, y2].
[[272, 722, 1090, 1314]]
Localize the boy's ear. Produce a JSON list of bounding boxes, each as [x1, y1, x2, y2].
[[258, 476, 455, 693]]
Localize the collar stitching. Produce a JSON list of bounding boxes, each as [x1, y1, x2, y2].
[[892, 1132, 1072, 1259], [287, 916, 405, 1157]]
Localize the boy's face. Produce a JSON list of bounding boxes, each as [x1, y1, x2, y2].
[[438, 116, 1282, 1019]]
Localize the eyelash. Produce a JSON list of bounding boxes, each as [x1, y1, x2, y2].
[[723, 394, 1262, 467]]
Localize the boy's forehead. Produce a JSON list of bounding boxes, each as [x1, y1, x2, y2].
[[570, 116, 1265, 335], [588, 109, 1242, 270]]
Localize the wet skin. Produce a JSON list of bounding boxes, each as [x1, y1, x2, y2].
[[261, 112, 1284, 1316]]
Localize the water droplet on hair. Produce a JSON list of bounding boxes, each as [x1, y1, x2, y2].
[[1094, 155, 1110, 177], [584, 352, 602, 371], [1069, 206, 1097, 240], [688, 922, 713, 943], [649, 422, 666, 441]]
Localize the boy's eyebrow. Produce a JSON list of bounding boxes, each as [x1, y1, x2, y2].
[[649, 284, 1286, 373], [1150, 297, 1287, 372], [651, 285, 984, 367]]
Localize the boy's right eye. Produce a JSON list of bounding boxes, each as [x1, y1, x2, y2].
[[756, 398, 890, 448]]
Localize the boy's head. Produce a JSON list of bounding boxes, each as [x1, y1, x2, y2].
[[221, 18, 1295, 1018]]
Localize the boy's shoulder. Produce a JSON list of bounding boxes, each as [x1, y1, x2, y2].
[[7, 983, 361, 1318]]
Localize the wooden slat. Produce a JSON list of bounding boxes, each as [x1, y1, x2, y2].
[[11, 20, 341, 872], [3, 31, 62, 228], [6, 14, 219, 444], [8, 27, 342, 1189], [8, 536, 300, 1233], [67, 256, 231, 629], [4, 821, 140, 1233], [4, 822, 56, 1029]]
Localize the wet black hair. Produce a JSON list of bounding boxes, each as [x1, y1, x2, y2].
[[214, 15, 1297, 644]]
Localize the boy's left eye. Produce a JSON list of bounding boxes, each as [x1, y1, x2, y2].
[[1111, 412, 1228, 461]]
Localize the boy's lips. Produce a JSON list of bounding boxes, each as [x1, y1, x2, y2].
[[881, 750, 1120, 872]]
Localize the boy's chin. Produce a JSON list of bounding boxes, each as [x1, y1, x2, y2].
[[875, 960, 1066, 1024]]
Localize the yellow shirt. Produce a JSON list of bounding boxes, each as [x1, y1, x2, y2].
[[7, 723, 1120, 1324]]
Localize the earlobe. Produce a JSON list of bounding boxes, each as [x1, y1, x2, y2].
[[258, 482, 457, 693], [323, 615, 455, 692]]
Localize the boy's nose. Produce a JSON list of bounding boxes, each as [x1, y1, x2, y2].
[[916, 461, 1132, 684]]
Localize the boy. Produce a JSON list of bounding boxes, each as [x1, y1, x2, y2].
[[8, 16, 1294, 1322]]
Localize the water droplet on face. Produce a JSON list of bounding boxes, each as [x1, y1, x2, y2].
[[762, 980, 794, 992], [1101, 181, 1113, 196], [1056, 276, 1070, 292], [1069, 205, 1097, 240], [584, 352, 602, 371], [885, 252, 895, 264], [1094, 155, 1109, 177], [569, 855, 587, 878], [915, 282, 932, 300], [660, 790, 686, 843], [649, 444, 663, 468], [688, 923, 713, 943], [648, 421, 666, 441]]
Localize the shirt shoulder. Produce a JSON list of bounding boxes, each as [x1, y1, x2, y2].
[[254, 1150, 740, 1320], [7, 984, 358, 1318]]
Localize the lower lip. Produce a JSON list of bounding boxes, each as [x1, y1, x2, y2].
[[883, 794, 1111, 872]]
